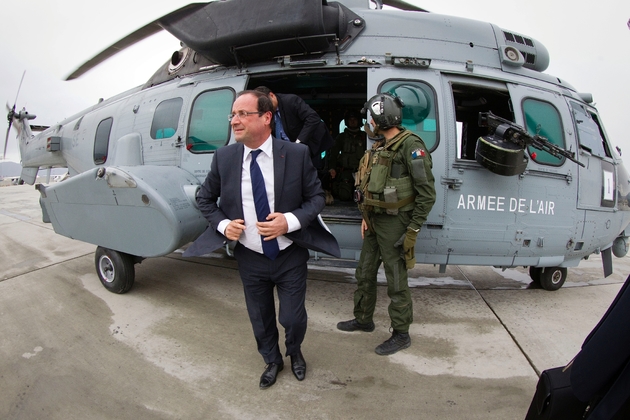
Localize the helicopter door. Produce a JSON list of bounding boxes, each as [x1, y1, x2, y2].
[[131, 83, 195, 167], [181, 75, 248, 183], [441, 75, 579, 266], [568, 100, 616, 211], [367, 67, 444, 230], [442, 76, 530, 266], [507, 84, 581, 261]]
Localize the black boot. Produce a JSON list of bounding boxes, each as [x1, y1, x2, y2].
[[337, 319, 375, 332], [375, 331, 411, 355]]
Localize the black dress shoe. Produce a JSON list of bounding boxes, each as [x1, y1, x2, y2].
[[259, 362, 283, 389], [290, 350, 306, 381]]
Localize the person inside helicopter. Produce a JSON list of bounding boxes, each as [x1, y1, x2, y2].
[[327, 110, 367, 201]]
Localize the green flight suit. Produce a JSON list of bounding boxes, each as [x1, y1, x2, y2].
[[353, 128, 436, 333], [329, 128, 367, 201]]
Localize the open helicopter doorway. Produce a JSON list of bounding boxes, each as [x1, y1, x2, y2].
[[246, 69, 369, 257], [247, 69, 368, 209], [246, 69, 368, 146]]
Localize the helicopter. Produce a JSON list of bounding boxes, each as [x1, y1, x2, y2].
[[5, 0, 630, 293]]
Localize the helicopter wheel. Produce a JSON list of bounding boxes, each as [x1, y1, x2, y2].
[[529, 266, 542, 284], [95, 246, 135, 294], [538, 267, 567, 291]]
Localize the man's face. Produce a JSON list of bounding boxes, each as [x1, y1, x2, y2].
[[346, 116, 360, 129], [231, 94, 271, 147], [268, 93, 279, 110]]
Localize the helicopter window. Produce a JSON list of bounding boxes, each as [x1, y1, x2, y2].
[[451, 83, 512, 160], [570, 102, 611, 159], [150, 98, 183, 140], [380, 80, 438, 152], [94, 117, 113, 165], [187, 89, 233, 152], [522, 99, 565, 166]]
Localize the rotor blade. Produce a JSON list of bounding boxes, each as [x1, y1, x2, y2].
[[14, 71, 25, 106], [4, 106, 13, 161], [4, 71, 25, 160], [65, 21, 164, 80], [382, 0, 429, 12], [3, 123, 10, 161], [65, 3, 206, 80], [4, 103, 16, 162]]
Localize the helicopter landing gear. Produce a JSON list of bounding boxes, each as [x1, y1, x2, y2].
[[529, 266, 567, 291], [529, 266, 542, 284], [95, 246, 136, 294]]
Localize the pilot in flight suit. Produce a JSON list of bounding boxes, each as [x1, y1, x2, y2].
[[337, 93, 436, 356]]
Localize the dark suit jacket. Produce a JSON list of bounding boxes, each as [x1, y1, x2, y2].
[[276, 93, 334, 157], [570, 274, 630, 404], [183, 138, 340, 258]]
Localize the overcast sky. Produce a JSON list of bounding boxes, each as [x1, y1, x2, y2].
[[1, 0, 629, 167]]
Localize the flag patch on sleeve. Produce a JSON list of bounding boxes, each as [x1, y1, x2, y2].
[[411, 148, 426, 159]]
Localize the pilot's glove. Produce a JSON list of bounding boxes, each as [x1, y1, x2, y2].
[[394, 227, 419, 269]]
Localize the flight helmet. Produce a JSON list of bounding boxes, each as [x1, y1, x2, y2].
[[361, 93, 404, 130]]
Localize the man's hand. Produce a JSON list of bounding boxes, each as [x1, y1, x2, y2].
[[257, 212, 289, 240], [394, 227, 419, 269], [361, 219, 368, 239], [225, 219, 246, 241]]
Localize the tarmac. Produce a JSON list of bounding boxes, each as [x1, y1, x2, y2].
[[1, 184, 629, 420]]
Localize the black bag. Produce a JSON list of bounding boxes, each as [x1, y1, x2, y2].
[[526, 274, 630, 420], [525, 364, 588, 420]]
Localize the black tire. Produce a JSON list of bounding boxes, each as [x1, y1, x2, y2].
[[529, 266, 542, 284], [539, 267, 567, 291], [94, 246, 135, 294]]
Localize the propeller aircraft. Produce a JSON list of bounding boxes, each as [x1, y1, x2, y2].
[[5, 0, 630, 293]]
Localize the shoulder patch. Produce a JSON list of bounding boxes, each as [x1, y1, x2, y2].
[[411, 148, 426, 159]]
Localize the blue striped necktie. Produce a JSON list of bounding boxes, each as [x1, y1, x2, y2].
[[250, 149, 280, 260], [275, 110, 289, 141]]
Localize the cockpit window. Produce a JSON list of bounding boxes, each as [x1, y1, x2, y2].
[[522, 99, 565, 166], [570, 102, 611, 159], [150, 98, 183, 139], [187, 89, 233, 152], [380, 80, 438, 152]]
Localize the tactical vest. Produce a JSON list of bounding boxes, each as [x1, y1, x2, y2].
[[356, 131, 416, 215], [338, 132, 365, 169]]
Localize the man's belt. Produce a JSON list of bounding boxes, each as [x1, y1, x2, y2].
[[362, 195, 415, 209]]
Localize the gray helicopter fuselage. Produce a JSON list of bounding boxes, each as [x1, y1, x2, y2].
[[21, 0, 630, 284]]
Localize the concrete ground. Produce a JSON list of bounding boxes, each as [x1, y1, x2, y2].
[[1, 184, 628, 420]]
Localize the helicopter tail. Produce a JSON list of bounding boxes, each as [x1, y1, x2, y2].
[[6, 103, 36, 146]]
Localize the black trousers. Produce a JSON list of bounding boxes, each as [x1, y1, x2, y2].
[[234, 242, 310, 364]]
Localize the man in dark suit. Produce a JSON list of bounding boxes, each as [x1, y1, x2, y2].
[[184, 90, 339, 389], [254, 86, 334, 170]]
